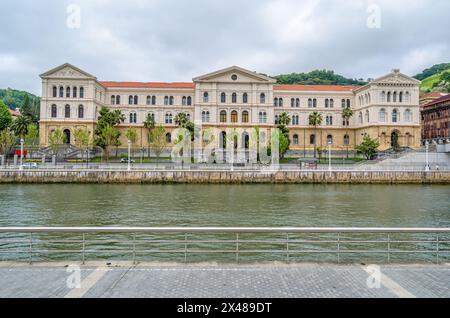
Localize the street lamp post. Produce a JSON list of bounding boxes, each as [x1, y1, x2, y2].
[[19, 138, 24, 171], [425, 140, 430, 172], [127, 140, 131, 171]]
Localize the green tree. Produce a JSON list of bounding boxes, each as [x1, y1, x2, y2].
[[143, 114, 156, 158], [24, 123, 39, 158], [341, 106, 354, 158], [101, 125, 120, 162], [150, 125, 167, 163], [48, 128, 66, 161], [356, 135, 380, 160], [94, 107, 124, 154], [308, 112, 323, 158], [125, 128, 138, 157], [74, 128, 91, 162], [275, 112, 291, 158], [0, 129, 16, 164], [10, 115, 33, 138], [0, 100, 12, 131]]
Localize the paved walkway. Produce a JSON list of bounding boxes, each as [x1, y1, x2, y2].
[[0, 263, 449, 298]]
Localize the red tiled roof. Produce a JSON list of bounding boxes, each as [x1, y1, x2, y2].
[[274, 85, 358, 92], [420, 92, 448, 99], [423, 94, 450, 108], [100, 81, 195, 89]]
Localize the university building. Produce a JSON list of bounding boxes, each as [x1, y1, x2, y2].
[[39, 64, 421, 153], [421, 94, 450, 141]]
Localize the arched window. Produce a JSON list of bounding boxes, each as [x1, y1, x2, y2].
[[73, 87, 77, 98], [164, 96, 169, 106], [165, 133, 172, 144], [330, 99, 334, 108], [405, 92, 410, 103], [65, 104, 71, 118], [326, 115, 333, 126], [381, 91, 386, 102], [341, 99, 346, 108], [259, 111, 267, 123], [243, 93, 248, 104], [359, 112, 363, 124], [392, 109, 398, 123], [52, 86, 57, 98], [365, 110, 370, 123], [347, 99, 351, 108], [187, 97, 192, 106], [129, 112, 137, 124], [202, 111, 210, 123], [325, 99, 329, 108], [129, 95, 134, 105], [379, 108, 386, 122], [231, 111, 238, 123], [232, 93, 237, 104], [327, 135, 333, 144], [274, 98, 278, 107], [165, 113, 173, 124], [399, 92, 403, 103], [242, 111, 249, 123], [51, 104, 57, 118], [147, 96, 152, 105], [404, 109, 412, 123], [260, 93, 266, 104], [221, 93, 226, 103], [66, 87, 71, 98], [111, 95, 116, 105], [308, 99, 313, 108], [344, 135, 350, 146], [296, 98, 300, 108], [387, 92, 391, 103], [279, 98, 283, 107], [313, 98, 317, 108], [78, 105, 84, 119], [291, 98, 295, 108], [203, 92, 209, 103], [182, 96, 187, 106], [274, 115, 279, 124], [116, 95, 121, 105], [293, 134, 299, 145], [310, 134, 316, 145], [292, 115, 299, 125], [79, 87, 84, 98], [220, 110, 227, 123], [59, 86, 64, 98], [134, 95, 138, 105], [393, 92, 397, 103]]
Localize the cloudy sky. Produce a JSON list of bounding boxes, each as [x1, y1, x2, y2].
[[0, 0, 449, 95]]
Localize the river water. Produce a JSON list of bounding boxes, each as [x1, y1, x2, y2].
[[0, 184, 449, 263]]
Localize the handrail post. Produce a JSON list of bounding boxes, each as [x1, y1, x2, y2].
[[132, 233, 136, 265], [337, 233, 340, 264], [387, 234, 391, 264], [436, 234, 440, 265], [82, 233, 86, 265], [286, 233, 290, 263], [29, 233, 33, 265], [236, 233, 239, 264], [184, 234, 187, 264]]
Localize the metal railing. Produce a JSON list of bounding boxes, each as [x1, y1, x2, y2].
[[0, 227, 449, 265]]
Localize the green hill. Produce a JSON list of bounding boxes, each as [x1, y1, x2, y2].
[[273, 69, 367, 86], [0, 88, 40, 122], [419, 69, 450, 93]]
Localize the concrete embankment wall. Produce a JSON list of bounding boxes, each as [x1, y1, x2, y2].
[[0, 170, 449, 184]]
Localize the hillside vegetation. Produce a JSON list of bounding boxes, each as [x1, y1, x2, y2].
[[273, 69, 367, 86]]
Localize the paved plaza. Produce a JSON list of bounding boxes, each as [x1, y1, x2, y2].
[[0, 262, 448, 298]]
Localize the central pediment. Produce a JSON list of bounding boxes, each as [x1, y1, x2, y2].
[[193, 66, 276, 84], [371, 69, 420, 86], [40, 63, 97, 80]]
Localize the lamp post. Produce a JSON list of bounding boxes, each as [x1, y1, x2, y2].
[[328, 139, 332, 172], [127, 140, 131, 171], [425, 140, 430, 172], [19, 138, 24, 171]]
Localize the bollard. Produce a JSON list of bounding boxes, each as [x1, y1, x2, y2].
[[14, 154, 18, 166], [52, 155, 56, 166]]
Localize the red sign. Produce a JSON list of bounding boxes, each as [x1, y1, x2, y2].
[[15, 150, 27, 157]]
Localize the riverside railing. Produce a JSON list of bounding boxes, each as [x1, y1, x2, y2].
[[0, 227, 449, 264]]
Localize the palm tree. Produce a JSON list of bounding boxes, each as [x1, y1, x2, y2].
[[341, 107, 354, 158], [174, 112, 189, 127], [277, 112, 291, 126], [308, 112, 323, 158], [10, 115, 32, 138], [143, 114, 155, 158], [113, 110, 126, 124]]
